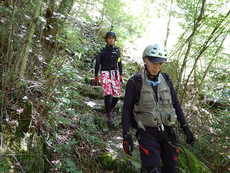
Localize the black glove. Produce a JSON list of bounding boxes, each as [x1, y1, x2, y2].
[[123, 134, 134, 155], [182, 126, 195, 144], [165, 126, 177, 144]]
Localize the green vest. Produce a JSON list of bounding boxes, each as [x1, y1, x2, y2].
[[133, 71, 177, 130]]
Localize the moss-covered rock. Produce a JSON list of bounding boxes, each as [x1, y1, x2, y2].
[[77, 83, 104, 100]]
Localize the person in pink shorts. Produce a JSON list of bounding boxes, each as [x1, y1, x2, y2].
[[94, 31, 123, 128]]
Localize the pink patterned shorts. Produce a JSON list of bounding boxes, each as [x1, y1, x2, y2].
[[100, 70, 122, 97]]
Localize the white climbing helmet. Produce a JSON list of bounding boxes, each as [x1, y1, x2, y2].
[[142, 44, 167, 63]]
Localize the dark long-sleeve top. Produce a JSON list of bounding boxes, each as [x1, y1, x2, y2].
[[122, 72, 187, 137], [95, 45, 122, 77]]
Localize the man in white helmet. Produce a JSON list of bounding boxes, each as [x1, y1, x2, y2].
[[122, 44, 195, 173]]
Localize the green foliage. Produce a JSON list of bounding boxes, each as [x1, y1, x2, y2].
[[124, 61, 142, 77], [161, 60, 180, 84], [192, 110, 230, 173], [208, 55, 230, 83], [0, 157, 11, 173], [201, 55, 230, 108], [98, 152, 139, 173], [170, 2, 229, 171], [62, 159, 82, 173], [178, 146, 211, 173]]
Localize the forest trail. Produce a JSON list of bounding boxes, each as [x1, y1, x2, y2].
[[71, 76, 141, 172]]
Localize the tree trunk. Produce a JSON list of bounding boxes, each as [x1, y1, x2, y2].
[[14, 0, 42, 80], [43, 0, 74, 49], [164, 0, 173, 48]]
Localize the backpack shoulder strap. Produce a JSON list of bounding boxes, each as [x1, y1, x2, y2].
[[161, 72, 171, 87], [128, 72, 142, 129], [132, 72, 143, 104], [161, 73, 175, 101]]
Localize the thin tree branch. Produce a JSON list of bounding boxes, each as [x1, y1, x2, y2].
[[177, 0, 206, 91], [191, 32, 228, 105], [181, 10, 230, 101]]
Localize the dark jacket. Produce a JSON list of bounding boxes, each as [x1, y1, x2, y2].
[[122, 71, 187, 137], [95, 45, 122, 77]]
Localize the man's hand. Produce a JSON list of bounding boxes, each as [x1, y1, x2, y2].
[[123, 134, 134, 155], [182, 126, 195, 144]]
